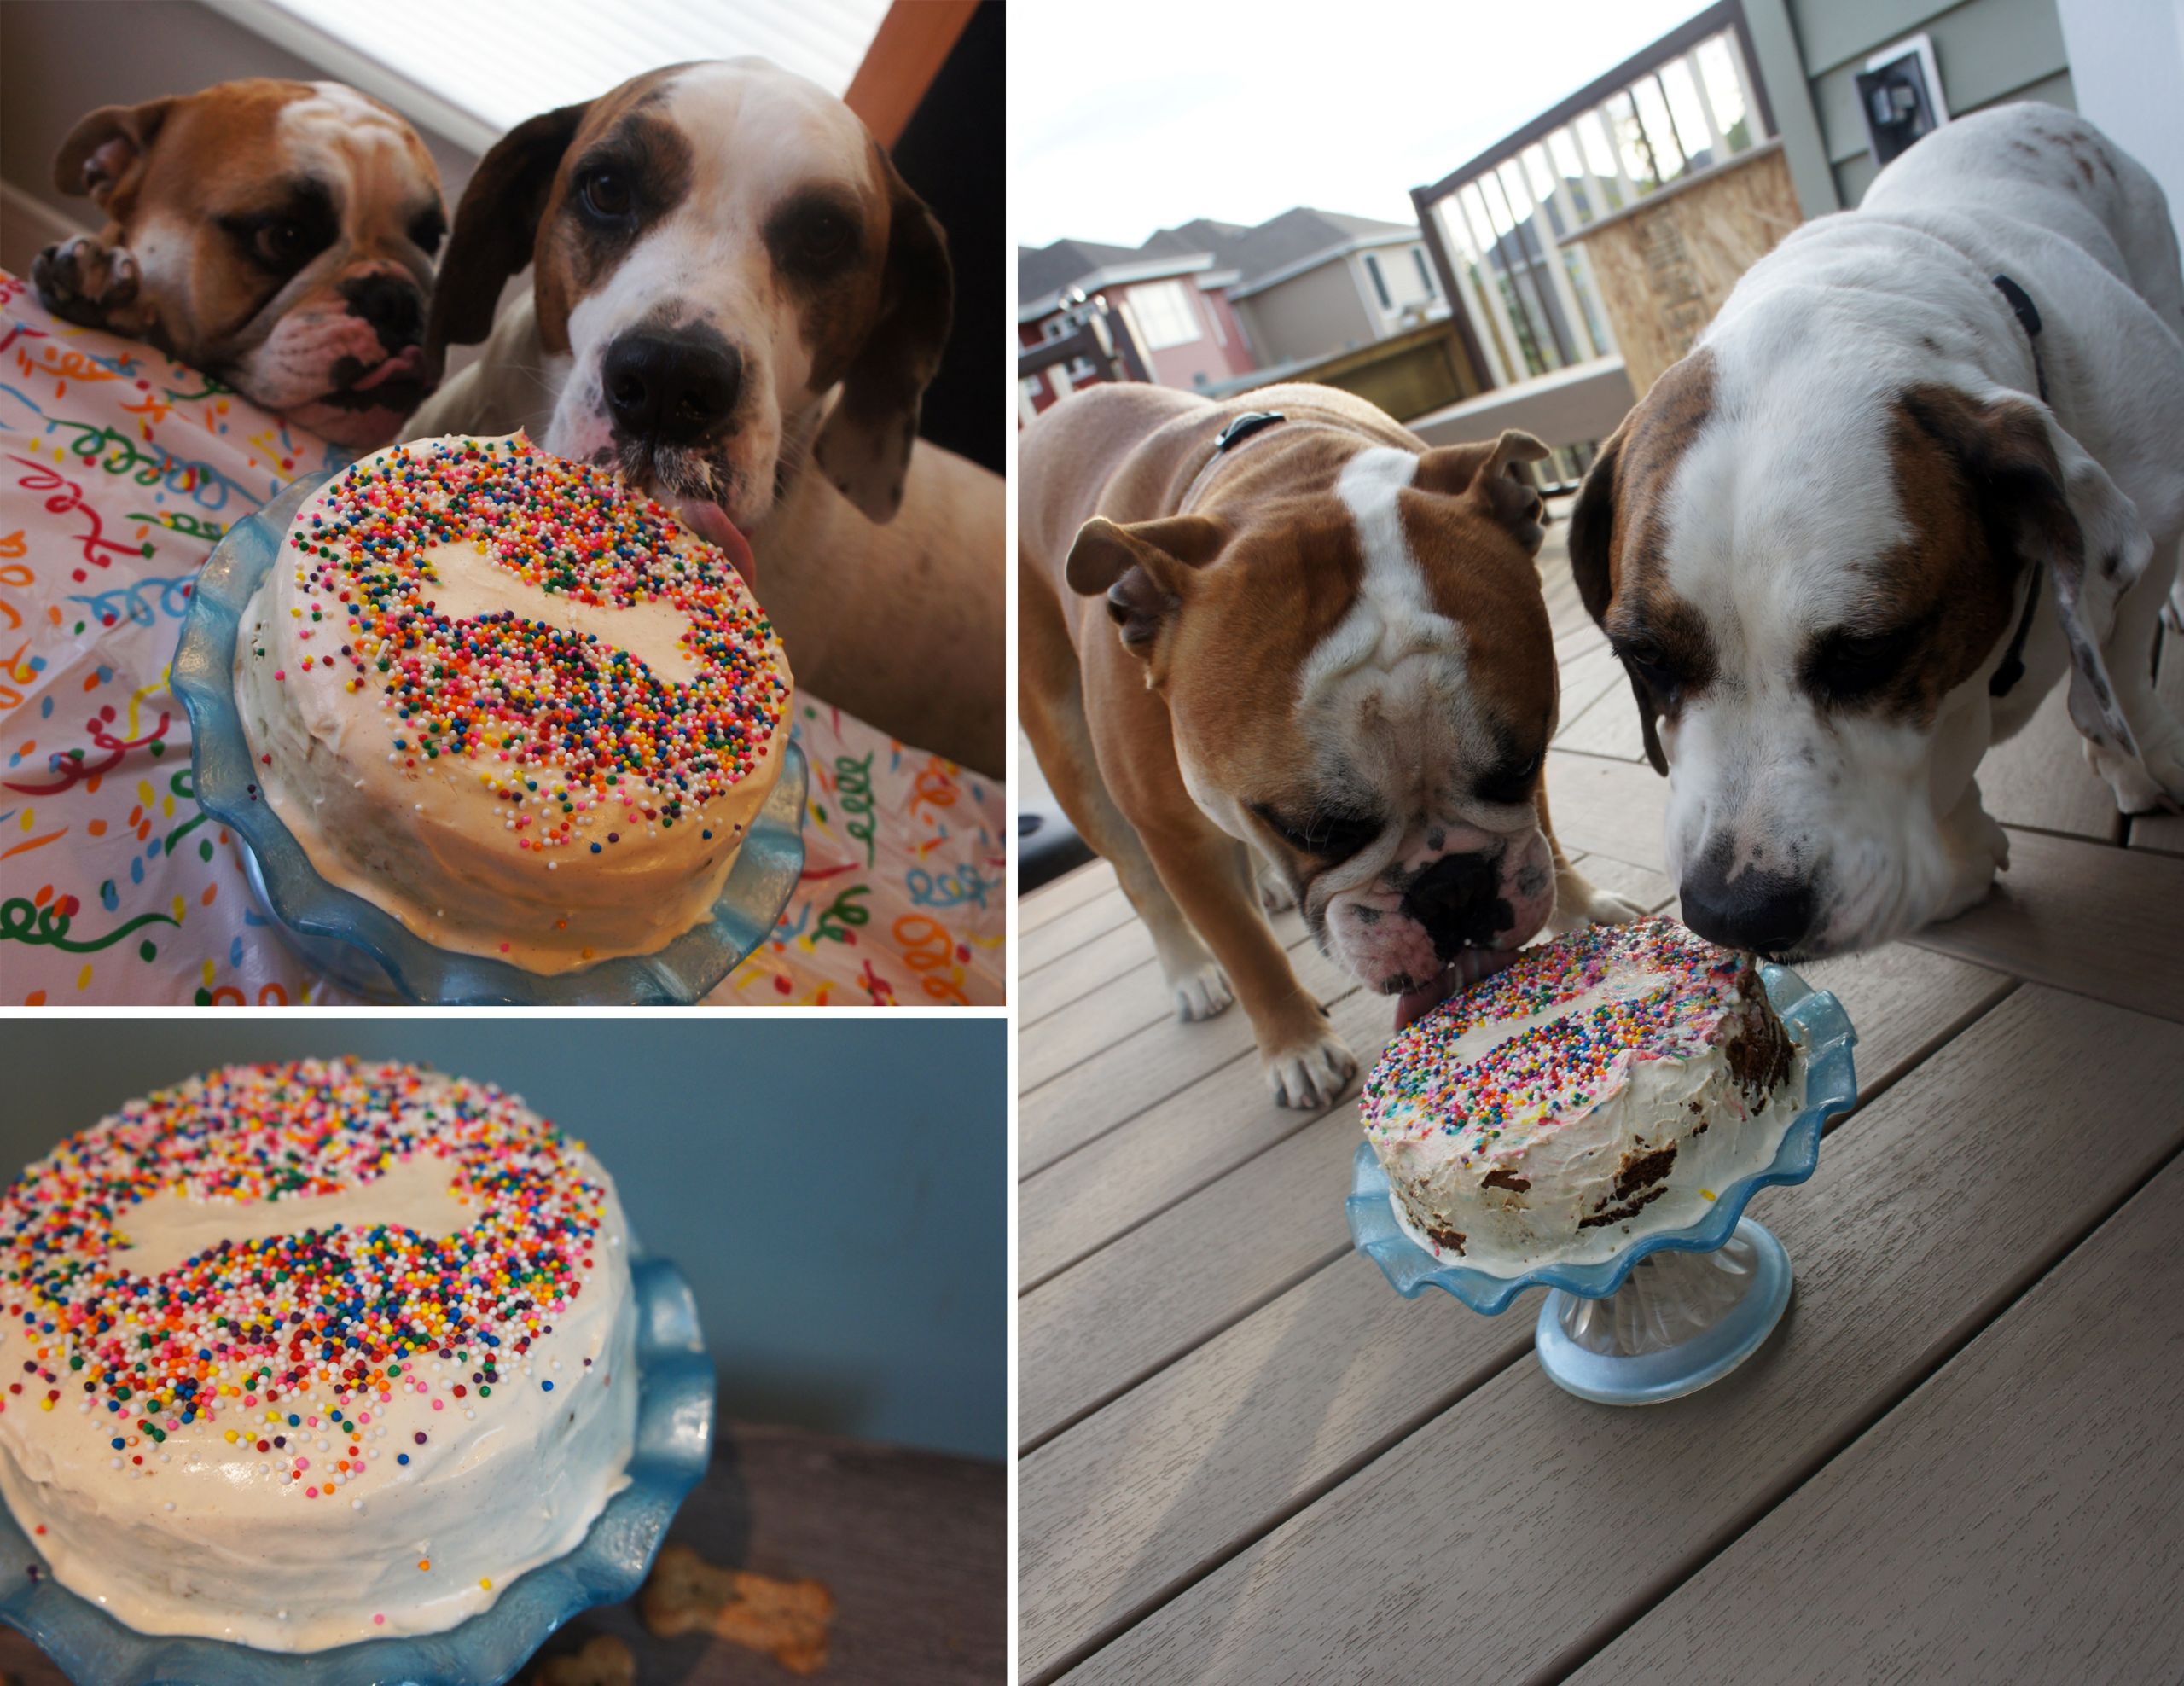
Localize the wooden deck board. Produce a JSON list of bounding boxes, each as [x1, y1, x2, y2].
[[1019, 930, 1350, 1167], [1017, 944, 2013, 1678], [1910, 828, 2184, 1023], [1020, 883, 1141, 975], [1057, 988, 2184, 1684], [1022, 859, 1118, 932], [1019, 939, 2009, 1454], [1571, 1151, 2184, 1685]]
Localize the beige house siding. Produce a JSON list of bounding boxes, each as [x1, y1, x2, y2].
[[1237, 260, 1379, 366], [1787, 0, 2076, 206], [1353, 242, 1439, 332]]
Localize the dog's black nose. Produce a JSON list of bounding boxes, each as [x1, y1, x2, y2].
[[1403, 851, 1512, 956], [1680, 848, 1817, 956], [341, 274, 423, 350], [601, 331, 743, 445]]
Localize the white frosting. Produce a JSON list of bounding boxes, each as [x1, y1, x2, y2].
[[0, 1067, 638, 1651], [1364, 920, 1808, 1275], [233, 433, 793, 973]]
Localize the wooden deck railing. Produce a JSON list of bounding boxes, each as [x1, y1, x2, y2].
[[1410, 0, 1774, 481]]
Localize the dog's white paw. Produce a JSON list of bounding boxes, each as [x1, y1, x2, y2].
[[1263, 1028, 1358, 1111], [1256, 868, 1298, 915], [2088, 732, 2184, 816], [2164, 578, 2184, 635], [1170, 962, 1234, 1022], [1578, 887, 1645, 926]]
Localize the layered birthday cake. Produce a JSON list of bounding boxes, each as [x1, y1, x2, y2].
[[234, 433, 793, 972], [1361, 917, 1805, 1273], [0, 1059, 636, 1651]]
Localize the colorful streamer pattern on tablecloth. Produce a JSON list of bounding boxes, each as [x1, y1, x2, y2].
[[0, 274, 1004, 1006]]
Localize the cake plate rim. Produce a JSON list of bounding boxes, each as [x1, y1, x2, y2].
[[171, 467, 806, 1006], [1345, 961, 1859, 1318], [0, 1251, 714, 1686]]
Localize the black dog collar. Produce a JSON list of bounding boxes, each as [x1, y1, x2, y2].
[[1987, 275, 2046, 700], [1213, 410, 1285, 452]]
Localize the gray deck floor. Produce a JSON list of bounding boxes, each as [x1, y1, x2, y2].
[[1017, 513, 2184, 1683]]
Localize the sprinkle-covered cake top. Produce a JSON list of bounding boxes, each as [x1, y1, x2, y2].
[[257, 433, 787, 858], [0, 1060, 605, 1491], [1361, 917, 1751, 1164]]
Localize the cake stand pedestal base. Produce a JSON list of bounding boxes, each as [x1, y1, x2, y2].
[[1533, 1217, 1792, 1405]]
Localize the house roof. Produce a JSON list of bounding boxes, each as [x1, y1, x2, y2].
[[1019, 206, 1426, 321], [1224, 206, 1425, 299], [1017, 239, 1213, 322]]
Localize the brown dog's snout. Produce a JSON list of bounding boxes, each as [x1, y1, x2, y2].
[[1403, 850, 1513, 954], [601, 328, 744, 445], [340, 271, 426, 352]]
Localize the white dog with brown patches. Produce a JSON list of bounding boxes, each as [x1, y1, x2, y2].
[[1570, 104, 2184, 959], [33, 78, 445, 449], [407, 58, 1002, 776]]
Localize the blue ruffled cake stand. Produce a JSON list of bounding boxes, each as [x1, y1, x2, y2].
[[171, 470, 806, 1005], [0, 1255, 713, 1686], [1348, 964, 1858, 1405]]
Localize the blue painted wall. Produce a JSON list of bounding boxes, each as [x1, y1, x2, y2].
[[0, 1020, 1004, 1461]]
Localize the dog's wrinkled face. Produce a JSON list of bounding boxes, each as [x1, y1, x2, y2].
[[49, 80, 444, 448], [1070, 432, 1561, 1017], [1570, 346, 2129, 958], [427, 59, 950, 538]]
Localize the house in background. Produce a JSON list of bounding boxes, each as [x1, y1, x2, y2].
[[1018, 203, 1445, 414], [1016, 238, 1252, 415]]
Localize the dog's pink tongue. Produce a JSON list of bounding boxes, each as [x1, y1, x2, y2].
[[351, 344, 423, 392], [1395, 946, 1519, 1033], [672, 498, 758, 593]]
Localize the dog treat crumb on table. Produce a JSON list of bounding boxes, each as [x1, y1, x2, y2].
[[530, 1633, 636, 1686], [641, 1545, 836, 1674], [235, 431, 793, 973]]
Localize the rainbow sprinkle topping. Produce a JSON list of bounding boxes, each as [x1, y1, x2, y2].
[[0, 1061, 606, 1497], [1362, 917, 1749, 1164], [261, 433, 787, 859]]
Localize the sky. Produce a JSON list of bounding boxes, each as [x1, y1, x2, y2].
[[1014, 0, 1713, 251]]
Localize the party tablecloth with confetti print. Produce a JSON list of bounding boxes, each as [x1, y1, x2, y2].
[[0, 273, 1004, 1006]]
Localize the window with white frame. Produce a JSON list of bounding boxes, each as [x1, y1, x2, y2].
[[1125, 281, 1202, 350], [1412, 247, 1438, 298]]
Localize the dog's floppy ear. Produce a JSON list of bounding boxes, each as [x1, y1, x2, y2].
[[424, 101, 590, 365], [1414, 429, 1553, 553], [812, 150, 952, 526], [1902, 385, 2147, 754], [1064, 515, 1226, 658], [53, 98, 177, 213], [1565, 422, 1667, 775]]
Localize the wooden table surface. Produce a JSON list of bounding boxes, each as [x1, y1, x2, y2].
[[1018, 516, 2184, 1683], [0, 1423, 1005, 1684]]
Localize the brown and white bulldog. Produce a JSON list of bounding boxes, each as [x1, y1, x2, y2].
[[405, 58, 1002, 777], [32, 78, 445, 450], [1020, 382, 1641, 1108]]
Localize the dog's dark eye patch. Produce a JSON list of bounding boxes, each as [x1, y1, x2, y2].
[[1252, 801, 1383, 861], [408, 205, 447, 257], [1799, 618, 1930, 707], [765, 188, 865, 282], [218, 177, 336, 277], [1472, 737, 1544, 808]]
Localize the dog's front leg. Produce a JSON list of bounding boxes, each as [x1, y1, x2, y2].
[[1933, 778, 2010, 922], [32, 235, 157, 337], [1138, 811, 1356, 1110], [1536, 782, 1645, 933]]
